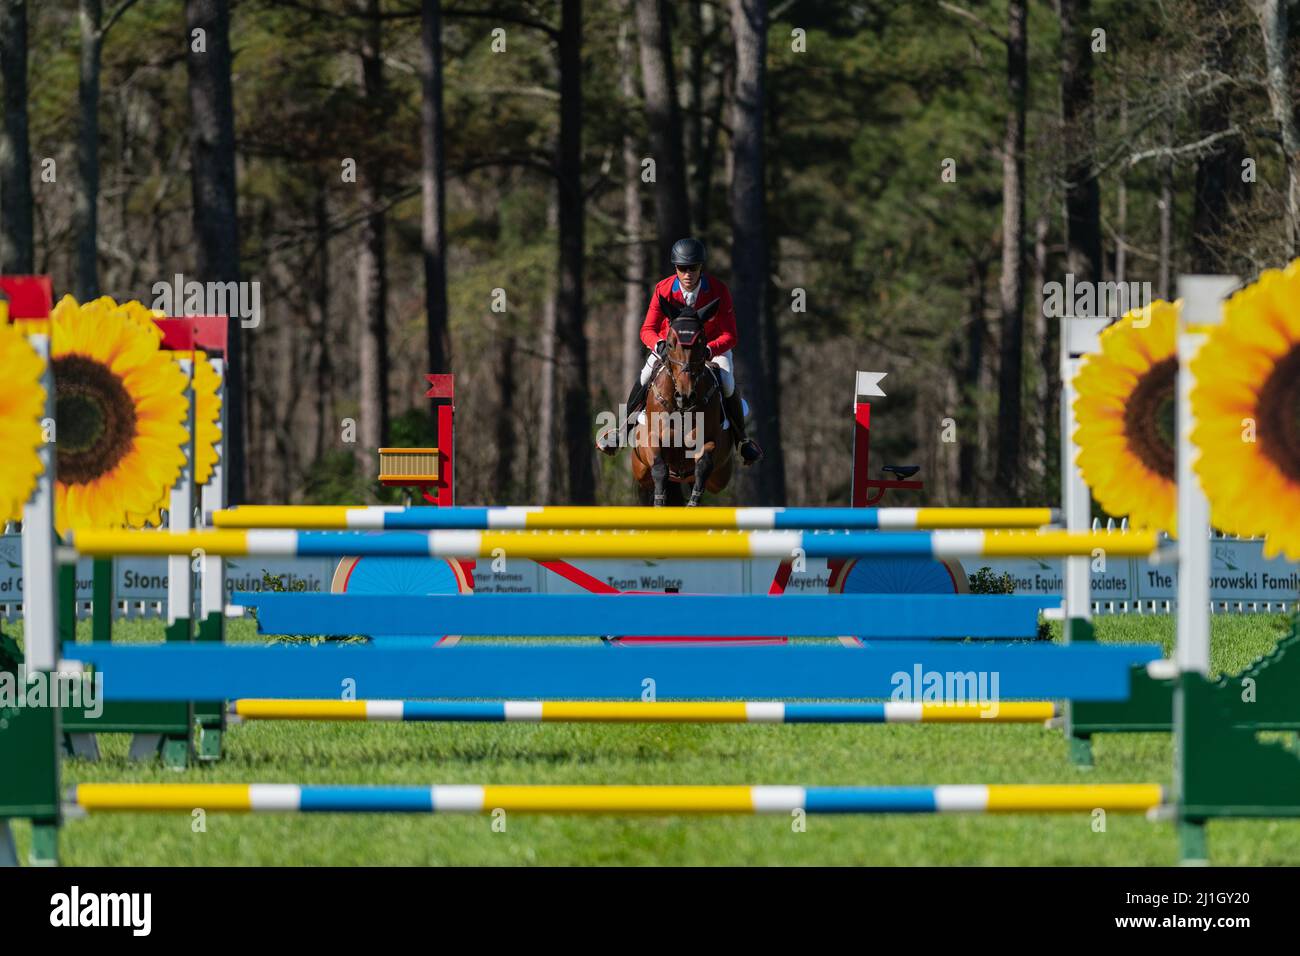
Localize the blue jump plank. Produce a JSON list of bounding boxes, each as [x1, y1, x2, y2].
[[65, 642, 1162, 702], [230, 593, 1055, 639]]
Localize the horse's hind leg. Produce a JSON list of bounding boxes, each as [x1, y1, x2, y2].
[[687, 450, 714, 506]]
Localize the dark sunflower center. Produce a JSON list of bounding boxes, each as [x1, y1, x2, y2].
[[1257, 344, 1300, 483], [53, 354, 137, 485], [1123, 356, 1177, 480]]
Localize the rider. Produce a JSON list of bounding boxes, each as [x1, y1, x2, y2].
[[598, 237, 763, 465]]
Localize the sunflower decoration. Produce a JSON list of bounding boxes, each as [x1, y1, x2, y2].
[[1191, 260, 1300, 558], [0, 316, 48, 523], [127, 350, 221, 529], [1072, 300, 1180, 534], [191, 352, 223, 487], [47, 295, 191, 534]]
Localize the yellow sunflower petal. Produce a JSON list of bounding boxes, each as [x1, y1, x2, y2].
[[1192, 260, 1300, 556], [0, 324, 48, 522]]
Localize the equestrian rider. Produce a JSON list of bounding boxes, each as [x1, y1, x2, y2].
[[597, 237, 763, 465]]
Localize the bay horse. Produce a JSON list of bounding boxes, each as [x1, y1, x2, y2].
[[631, 297, 734, 506]]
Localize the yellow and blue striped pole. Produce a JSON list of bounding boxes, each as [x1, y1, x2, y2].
[[68, 782, 1164, 815], [212, 504, 1059, 531], [228, 699, 1060, 724], [67, 527, 1160, 560]]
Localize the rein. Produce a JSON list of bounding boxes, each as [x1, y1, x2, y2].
[[650, 359, 718, 415]]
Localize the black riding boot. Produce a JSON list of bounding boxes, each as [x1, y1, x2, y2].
[[723, 390, 762, 465], [597, 377, 650, 455]]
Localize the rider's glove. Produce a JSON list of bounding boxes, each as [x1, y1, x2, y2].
[[654, 339, 668, 358]]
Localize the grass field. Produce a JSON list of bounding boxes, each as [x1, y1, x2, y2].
[[8, 613, 1300, 865]]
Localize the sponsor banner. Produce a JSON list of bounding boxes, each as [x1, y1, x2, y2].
[[223, 557, 334, 596], [0, 533, 96, 611], [116, 559, 168, 599], [965, 546, 1300, 603], [535, 558, 750, 594], [469, 560, 543, 594], [783, 557, 835, 594], [1135, 539, 1300, 602], [956, 557, 1135, 600]]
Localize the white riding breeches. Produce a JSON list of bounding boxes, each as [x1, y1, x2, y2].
[[640, 348, 735, 396]]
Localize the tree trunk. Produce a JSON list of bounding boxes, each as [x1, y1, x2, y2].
[[311, 178, 332, 466], [75, 0, 103, 299], [356, 0, 389, 463], [1115, 88, 1127, 284], [635, 0, 691, 269], [420, 0, 452, 380], [1257, 0, 1300, 256], [493, 334, 517, 500], [186, 0, 244, 502], [697, 40, 729, 235], [537, 197, 558, 503], [1058, 0, 1102, 285], [556, 0, 594, 503], [619, 16, 646, 387], [730, 0, 785, 505], [1158, 85, 1173, 299], [1030, 211, 1050, 490], [1190, 0, 1246, 273], [271, 288, 298, 502], [995, 0, 1028, 501], [685, 0, 705, 225], [0, 0, 34, 274], [959, 259, 989, 500]]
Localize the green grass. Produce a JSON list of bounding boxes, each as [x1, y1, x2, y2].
[[7, 614, 1300, 865]]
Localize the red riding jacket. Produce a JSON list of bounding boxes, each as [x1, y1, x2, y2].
[[640, 273, 738, 355]]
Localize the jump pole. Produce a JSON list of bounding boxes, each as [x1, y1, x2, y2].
[[65, 528, 1159, 560], [66, 782, 1164, 816], [58, 641, 1165, 701], [228, 699, 1060, 724], [213, 504, 1059, 530], [230, 592, 1054, 638]]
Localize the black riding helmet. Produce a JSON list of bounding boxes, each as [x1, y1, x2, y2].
[[670, 237, 707, 267]]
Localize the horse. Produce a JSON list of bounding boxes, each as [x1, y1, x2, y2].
[[630, 297, 734, 506]]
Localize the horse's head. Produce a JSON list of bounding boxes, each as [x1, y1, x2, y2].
[[657, 295, 719, 404]]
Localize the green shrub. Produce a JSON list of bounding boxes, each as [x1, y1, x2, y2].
[[967, 566, 1016, 595]]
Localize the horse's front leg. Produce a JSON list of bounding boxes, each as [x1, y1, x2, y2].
[[687, 443, 715, 507], [651, 451, 669, 507]]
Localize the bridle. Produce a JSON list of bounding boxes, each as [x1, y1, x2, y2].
[[651, 339, 718, 415]]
